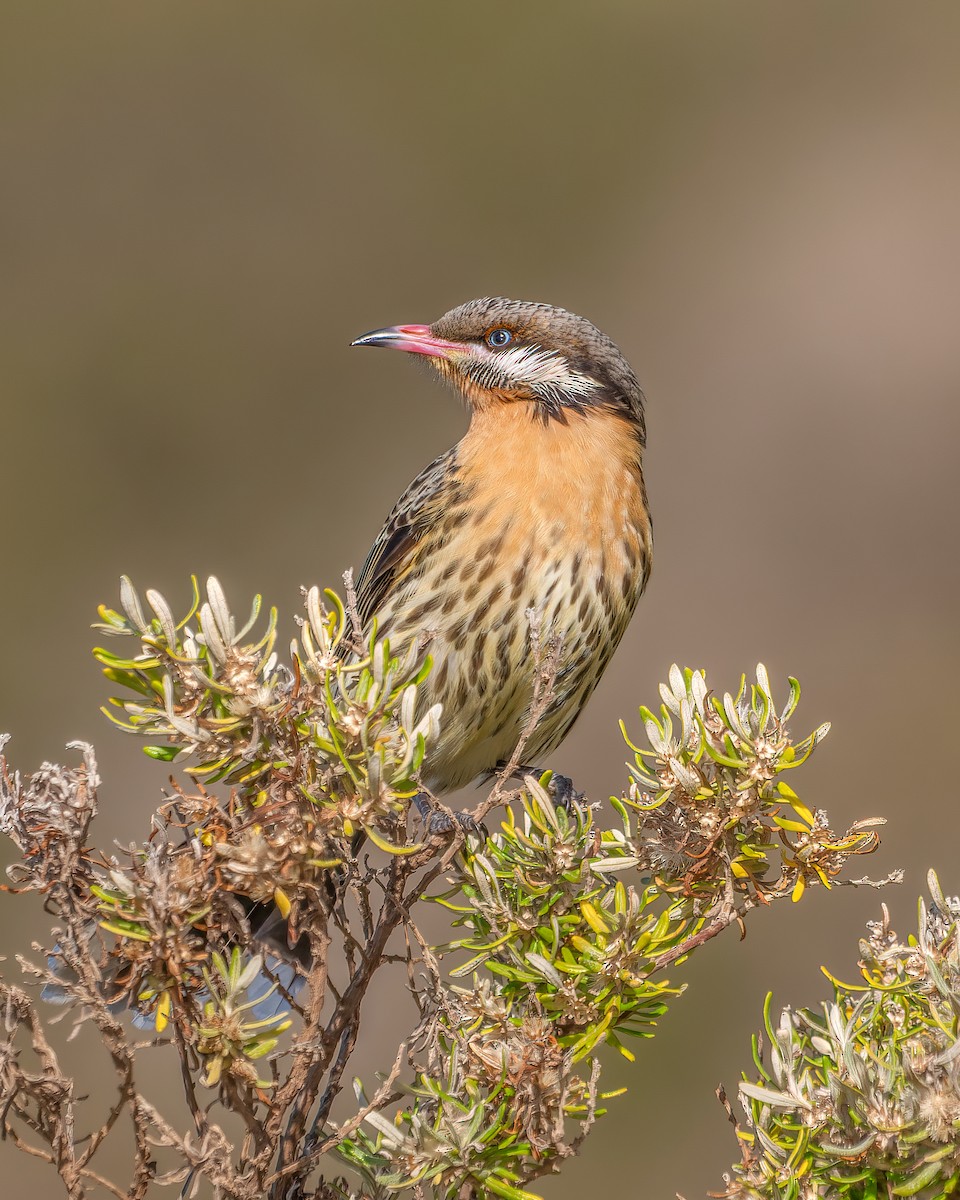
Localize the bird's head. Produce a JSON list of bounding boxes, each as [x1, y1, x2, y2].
[[352, 297, 645, 438]]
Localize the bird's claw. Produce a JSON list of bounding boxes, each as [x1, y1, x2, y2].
[[545, 772, 587, 813], [511, 764, 586, 813], [414, 793, 486, 838]]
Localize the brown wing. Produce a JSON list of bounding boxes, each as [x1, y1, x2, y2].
[[355, 447, 459, 628]]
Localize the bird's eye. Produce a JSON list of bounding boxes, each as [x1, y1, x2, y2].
[[485, 328, 513, 348]]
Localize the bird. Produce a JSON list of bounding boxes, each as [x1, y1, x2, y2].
[[350, 297, 652, 818], [44, 298, 652, 1025]]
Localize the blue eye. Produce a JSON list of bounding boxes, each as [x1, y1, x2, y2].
[[486, 328, 513, 348]]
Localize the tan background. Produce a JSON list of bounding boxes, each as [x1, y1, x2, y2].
[[2, 2, 959, 1195]]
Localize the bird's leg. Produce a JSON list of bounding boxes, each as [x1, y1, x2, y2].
[[413, 792, 485, 837]]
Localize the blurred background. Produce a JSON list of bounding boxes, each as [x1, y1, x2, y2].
[[2, 1, 959, 1194]]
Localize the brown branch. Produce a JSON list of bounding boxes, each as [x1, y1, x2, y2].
[[0, 982, 84, 1198], [263, 1041, 407, 1189], [261, 917, 332, 1180], [471, 614, 563, 826], [4, 1127, 129, 1200], [268, 838, 454, 1192], [646, 893, 765, 976], [341, 569, 368, 658]]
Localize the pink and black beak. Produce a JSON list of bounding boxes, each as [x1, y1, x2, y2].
[[351, 324, 463, 360]]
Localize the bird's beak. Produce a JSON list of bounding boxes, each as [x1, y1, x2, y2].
[[350, 324, 462, 361]]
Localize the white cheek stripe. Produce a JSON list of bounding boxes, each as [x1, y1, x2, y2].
[[471, 344, 600, 402]]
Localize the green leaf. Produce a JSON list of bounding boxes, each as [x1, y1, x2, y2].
[[484, 1177, 543, 1200], [143, 744, 182, 762], [891, 1161, 945, 1196]]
